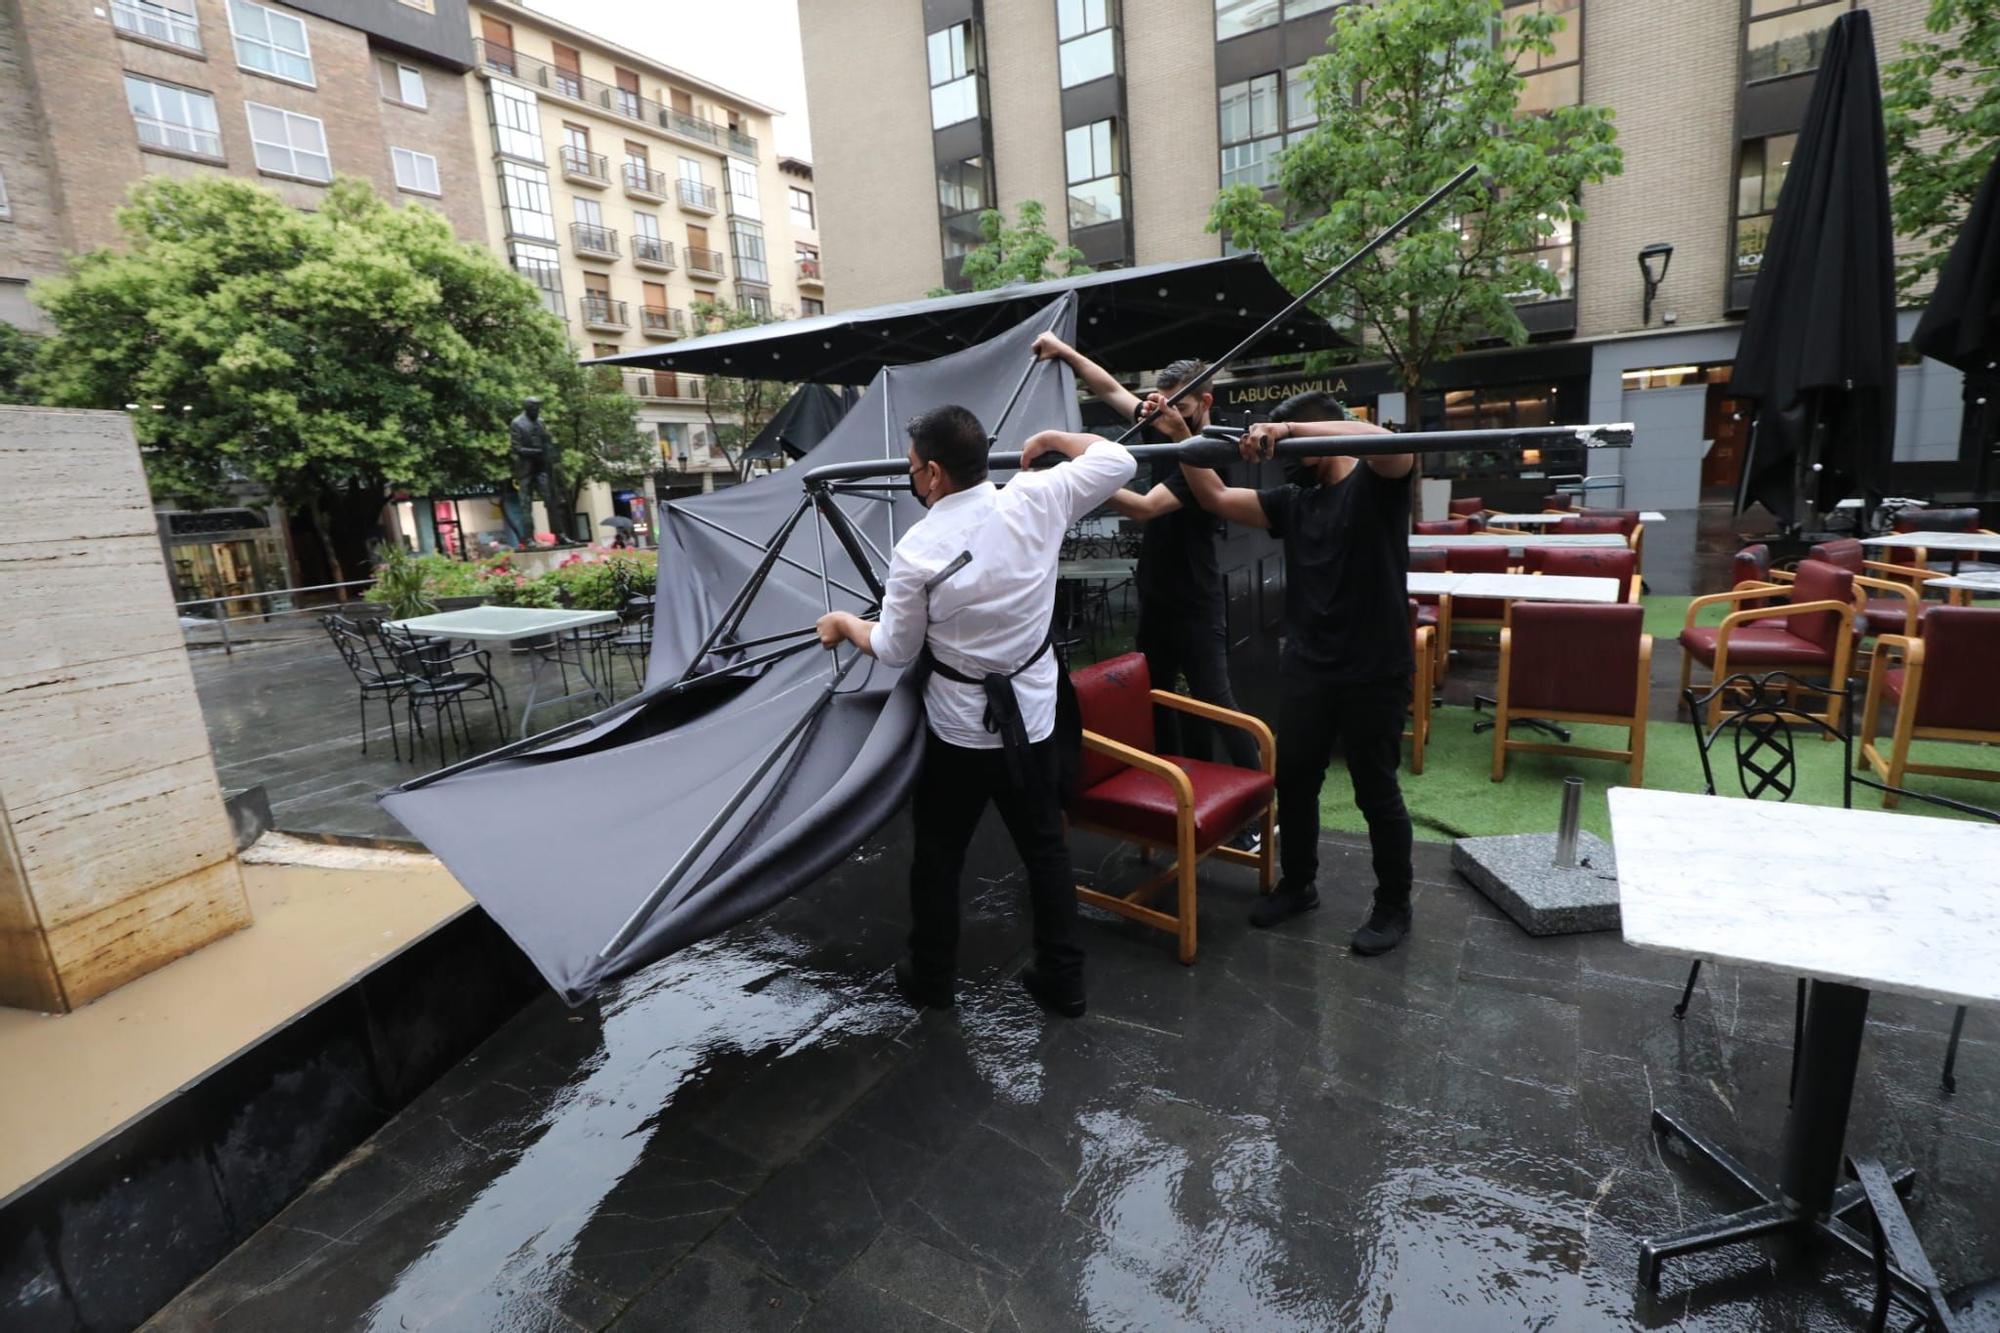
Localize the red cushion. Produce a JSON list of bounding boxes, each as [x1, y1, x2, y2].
[[1895, 507, 1980, 534], [1882, 667, 1908, 705], [1733, 543, 1773, 587], [1579, 508, 1641, 536], [1523, 546, 1638, 601], [1558, 515, 1630, 536], [1542, 493, 1574, 511], [1508, 603, 1644, 715], [1407, 547, 1449, 573], [1071, 653, 1155, 791], [1860, 599, 1914, 637], [1786, 559, 1854, 652], [1808, 538, 1865, 574], [1415, 518, 1473, 535], [1678, 624, 1832, 667], [1911, 606, 2000, 730], [1414, 603, 1440, 628], [1071, 757, 1274, 853], [1448, 497, 1484, 517]]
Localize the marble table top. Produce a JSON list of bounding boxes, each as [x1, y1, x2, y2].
[[1409, 533, 1630, 551], [387, 606, 619, 642], [1453, 573, 1622, 603], [1058, 558, 1138, 581], [1485, 511, 1668, 526], [1923, 572, 2000, 594], [1407, 572, 1464, 596], [1609, 787, 2000, 1011], [1861, 531, 2000, 554]]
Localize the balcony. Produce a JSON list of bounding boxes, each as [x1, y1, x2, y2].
[[559, 145, 609, 188], [632, 235, 677, 271], [580, 294, 628, 331], [623, 163, 669, 201], [640, 305, 687, 339], [796, 257, 823, 288], [677, 179, 718, 214], [624, 370, 704, 401], [685, 247, 725, 280], [569, 221, 620, 260], [112, 0, 202, 51], [473, 41, 748, 157]]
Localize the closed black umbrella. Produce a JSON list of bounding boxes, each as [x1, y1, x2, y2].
[[1732, 9, 1898, 530], [1911, 147, 2000, 495], [741, 383, 861, 462]]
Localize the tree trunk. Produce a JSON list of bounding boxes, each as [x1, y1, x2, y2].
[[305, 495, 347, 592]]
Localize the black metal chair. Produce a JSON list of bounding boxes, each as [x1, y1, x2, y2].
[[1847, 1155, 2000, 1332], [377, 623, 510, 766], [603, 596, 654, 692], [321, 614, 410, 760], [1676, 671, 1993, 1095]]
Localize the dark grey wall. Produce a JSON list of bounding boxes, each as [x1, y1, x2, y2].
[[285, 0, 476, 70]]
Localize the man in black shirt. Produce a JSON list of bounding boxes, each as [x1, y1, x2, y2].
[[1175, 391, 1418, 955], [1030, 334, 1259, 775]]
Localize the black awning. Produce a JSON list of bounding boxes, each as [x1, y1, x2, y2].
[[586, 254, 1345, 384], [740, 384, 860, 461]]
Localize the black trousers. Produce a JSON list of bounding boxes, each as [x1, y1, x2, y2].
[[1135, 601, 1260, 770], [908, 728, 1082, 990], [1276, 672, 1413, 902]]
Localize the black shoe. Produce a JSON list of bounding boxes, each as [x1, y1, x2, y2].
[[1020, 964, 1086, 1018], [1250, 883, 1319, 928], [1228, 827, 1263, 855], [1350, 900, 1412, 956], [893, 959, 954, 1010]]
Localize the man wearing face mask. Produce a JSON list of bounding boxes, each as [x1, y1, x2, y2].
[[817, 405, 1135, 1017], [1029, 334, 1261, 790], [1174, 392, 1418, 956]]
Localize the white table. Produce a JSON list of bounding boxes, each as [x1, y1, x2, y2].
[[1450, 572, 1620, 604], [1860, 530, 2000, 555], [390, 606, 619, 738], [1406, 572, 1463, 597], [1409, 532, 1629, 552], [1485, 510, 1667, 526], [1058, 558, 1138, 582], [1610, 787, 2000, 1294], [1921, 572, 2000, 604]]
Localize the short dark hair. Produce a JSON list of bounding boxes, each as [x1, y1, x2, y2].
[[1268, 391, 1349, 425], [1155, 359, 1210, 394], [907, 404, 989, 488]]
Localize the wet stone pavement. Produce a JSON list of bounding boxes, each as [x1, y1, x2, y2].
[[149, 810, 1999, 1331]]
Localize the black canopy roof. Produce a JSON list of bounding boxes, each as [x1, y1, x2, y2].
[[585, 255, 1346, 384], [741, 384, 860, 461]]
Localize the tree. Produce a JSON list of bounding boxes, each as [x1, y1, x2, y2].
[[540, 356, 650, 527], [0, 323, 41, 405], [31, 175, 570, 581], [689, 298, 797, 472], [927, 200, 1089, 297], [1883, 0, 2000, 299], [1208, 0, 1621, 408]]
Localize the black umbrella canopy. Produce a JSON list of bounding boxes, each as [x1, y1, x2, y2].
[[1732, 9, 1898, 525], [586, 255, 1347, 385], [741, 383, 860, 462], [1912, 147, 2000, 374]]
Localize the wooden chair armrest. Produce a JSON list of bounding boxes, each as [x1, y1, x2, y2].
[[1690, 584, 1789, 625], [1873, 634, 1923, 666], [1081, 731, 1195, 811], [1148, 690, 1277, 773], [1864, 558, 1941, 584], [1854, 575, 1921, 605], [1718, 599, 1853, 633]]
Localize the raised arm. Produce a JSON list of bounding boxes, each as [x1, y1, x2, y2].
[[1033, 332, 1141, 423], [1246, 417, 1414, 477], [1176, 458, 1270, 530], [1104, 484, 1184, 523]]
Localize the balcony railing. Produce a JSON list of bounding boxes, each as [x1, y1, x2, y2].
[[677, 179, 718, 212], [796, 257, 823, 284], [685, 247, 725, 279], [640, 305, 687, 338], [559, 145, 609, 185], [474, 40, 752, 157], [580, 294, 628, 329], [632, 235, 676, 269], [623, 162, 669, 199], [113, 0, 202, 50], [624, 370, 704, 400], [569, 221, 619, 258]]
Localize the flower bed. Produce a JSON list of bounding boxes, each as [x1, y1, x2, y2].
[[364, 550, 657, 614]]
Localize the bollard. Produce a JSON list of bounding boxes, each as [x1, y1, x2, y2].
[[1554, 776, 1583, 868]]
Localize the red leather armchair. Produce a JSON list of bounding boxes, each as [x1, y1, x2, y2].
[[1542, 492, 1575, 512], [1449, 496, 1486, 517], [1492, 602, 1652, 785], [1561, 509, 1646, 576], [1067, 654, 1276, 964], [1732, 543, 1774, 588], [1407, 547, 1452, 678], [1860, 606, 2000, 808], [1524, 546, 1642, 603], [1443, 543, 1513, 639], [1678, 559, 1858, 730], [1800, 537, 1922, 639], [1415, 518, 1474, 535]]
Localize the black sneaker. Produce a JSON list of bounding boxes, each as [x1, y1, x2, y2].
[[1350, 900, 1412, 956], [1228, 827, 1263, 855], [1249, 883, 1319, 928], [1020, 964, 1086, 1018], [893, 959, 954, 1010]]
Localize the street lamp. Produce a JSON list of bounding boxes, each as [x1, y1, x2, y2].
[[1638, 242, 1674, 326]]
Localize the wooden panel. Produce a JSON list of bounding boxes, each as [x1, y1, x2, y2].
[[0, 535, 186, 677], [0, 649, 214, 812], [0, 409, 159, 546], [43, 860, 251, 1008]]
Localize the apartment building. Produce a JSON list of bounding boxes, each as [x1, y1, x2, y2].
[[800, 0, 1973, 510], [464, 0, 818, 494]]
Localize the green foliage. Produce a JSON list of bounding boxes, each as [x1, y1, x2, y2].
[[690, 298, 797, 469], [361, 548, 656, 612], [539, 357, 649, 519], [367, 541, 438, 620], [29, 175, 573, 578], [544, 552, 657, 610], [0, 323, 43, 405], [926, 200, 1090, 297], [1883, 0, 2000, 298], [1208, 0, 1622, 399]]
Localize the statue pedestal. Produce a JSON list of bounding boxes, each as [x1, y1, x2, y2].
[[0, 408, 251, 1012]]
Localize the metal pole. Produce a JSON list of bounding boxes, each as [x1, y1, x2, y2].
[[664, 500, 873, 602], [675, 495, 813, 685], [811, 485, 891, 602], [1554, 776, 1583, 868], [986, 351, 1044, 446]]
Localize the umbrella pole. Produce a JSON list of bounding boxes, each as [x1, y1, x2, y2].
[[986, 353, 1044, 446], [810, 485, 892, 602]]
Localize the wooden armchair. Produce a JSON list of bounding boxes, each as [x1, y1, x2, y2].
[[1405, 600, 1436, 775], [1492, 602, 1651, 785], [1859, 606, 2000, 809], [1677, 559, 1858, 731], [1067, 654, 1276, 964]]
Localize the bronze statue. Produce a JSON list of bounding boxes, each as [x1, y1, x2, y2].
[[505, 397, 569, 546]]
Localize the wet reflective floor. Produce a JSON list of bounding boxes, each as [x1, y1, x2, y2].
[[149, 816, 1999, 1331]]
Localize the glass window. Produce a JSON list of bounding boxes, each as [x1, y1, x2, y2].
[[942, 209, 987, 257], [1284, 64, 1317, 129], [726, 157, 760, 220], [1220, 135, 1283, 190], [124, 74, 222, 157], [1215, 0, 1280, 40], [742, 292, 771, 318], [1059, 28, 1116, 87], [1065, 120, 1122, 230], [679, 156, 704, 185], [573, 195, 603, 227], [1056, 0, 1108, 39], [564, 124, 590, 156], [937, 156, 989, 216], [230, 1, 314, 85], [391, 147, 440, 194], [801, 297, 825, 317], [1064, 121, 1116, 183], [634, 211, 661, 240], [789, 186, 815, 229], [1745, 1, 1842, 82], [730, 219, 768, 283], [509, 243, 561, 317], [1219, 73, 1279, 145], [246, 103, 329, 180], [928, 22, 981, 128], [488, 81, 543, 161], [1733, 133, 1795, 275], [1505, 215, 1575, 301], [1506, 0, 1582, 112], [112, 0, 201, 52], [498, 160, 556, 241], [378, 59, 427, 108]]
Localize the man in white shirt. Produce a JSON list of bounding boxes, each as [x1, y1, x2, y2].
[[817, 404, 1136, 1017]]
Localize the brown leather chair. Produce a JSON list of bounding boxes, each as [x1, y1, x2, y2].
[[1860, 605, 2000, 809], [1415, 517, 1474, 535], [1524, 546, 1641, 603], [1884, 505, 1996, 574], [1067, 654, 1276, 964], [1448, 497, 1485, 519], [1801, 537, 1922, 639], [1542, 492, 1575, 512], [1405, 600, 1435, 775], [1407, 546, 1452, 678], [1492, 602, 1652, 785], [1678, 559, 1858, 731], [1562, 509, 1646, 575], [1731, 542, 1775, 589], [1443, 542, 1513, 640]]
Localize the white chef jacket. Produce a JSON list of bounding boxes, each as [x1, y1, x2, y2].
[[870, 440, 1137, 748]]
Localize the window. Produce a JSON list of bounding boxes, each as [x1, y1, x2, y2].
[[796, 241, 821, 282], [741, 291, 771, 318], [1506, 0, 1581, 112], [1056, 0, 1116, 89], [124, 75, 222, 158], [480, 15, 514, 73], [1218, 72, 1281, 189], [510, 240, 562, 316], [112, 0, 201, 51], [378, 59, 426, 109], [1216, 0, 1341, 40], [726, 156, 760, 220], [1064, 119, 1123, 230], [564, 124, 590, 156], [1504, 215, 1575, 301], [230, 1, 314, 86], [1284, 63, 1317, 133], [937, 156, 990, 216], [927, 22, 981, 129], [246, 102, 329, 180], [788, 186, 815, 230], [1745, 0, 1843, 82], [489, 81, 543, 161], [392, 147, 440, 194], [679, 157, 705, 185], [729, 218, 768, 283], [1733, 132, 1795, 275], [396, 0, 435, 12], [551, 43, 582, 99], [498, 161, 556, 241], [942, 209, 987, 258], [801, 297, 825, 317], [0, 166, 10, 220], [613, 67, 641, 119], [573, 196, 604, 228], [634, 211, 661, 241]]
